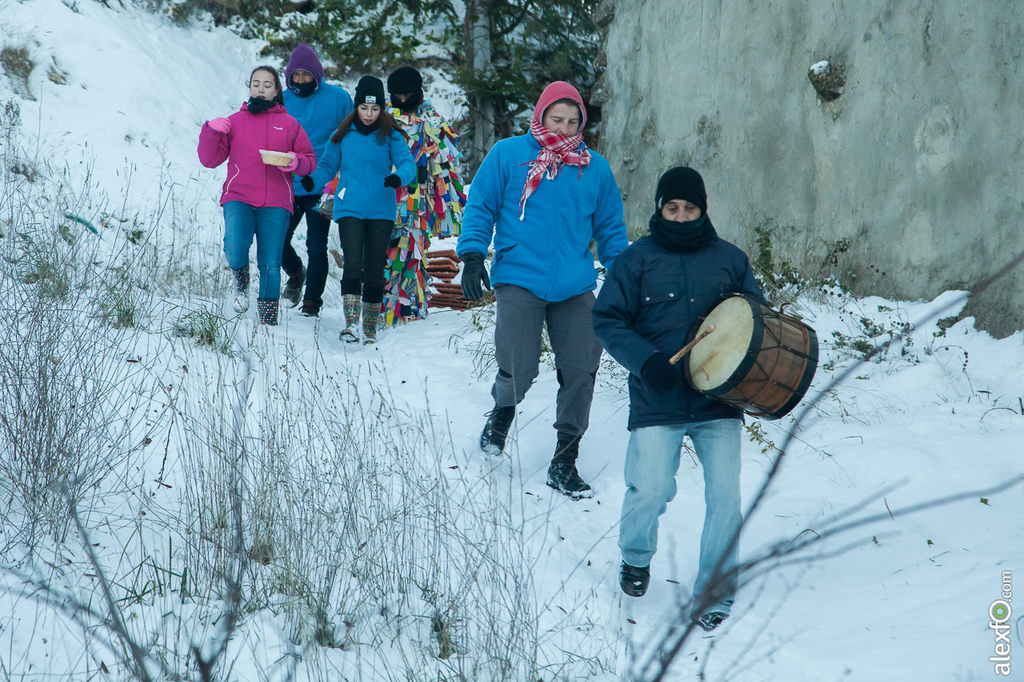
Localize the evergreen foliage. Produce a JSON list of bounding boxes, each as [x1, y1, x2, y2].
[[460, 0, 602, 137], [250, 0, 460, 74], [183, 0, 602, 156]]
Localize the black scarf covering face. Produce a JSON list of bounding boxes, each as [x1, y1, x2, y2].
[[395, 90, 423, 113], [247, 97, 277, 114], [292, 80, 317, 98], [353, 118, 380, 135], [387, 66, 424, 113], [648, 212, 718, 252]]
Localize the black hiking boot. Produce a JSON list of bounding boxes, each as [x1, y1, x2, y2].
[[546, 432, 593, 500], [479, 405, 515, 455], [282, 265, 305, 308], [694, 611, 729, 632], [619, 561, 650, 597], [299, 298, 320, 317]]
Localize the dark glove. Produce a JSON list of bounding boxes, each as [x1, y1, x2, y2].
[[460, 252, 491, 300], [388, 226, 403, 249], [300, 176, 315, 192], [640, 353, 680, 391], [383, 173, 403, 188]]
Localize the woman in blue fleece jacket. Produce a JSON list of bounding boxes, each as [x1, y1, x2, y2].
[[303, 75, 415, 344], [456, 80, 629, 500]]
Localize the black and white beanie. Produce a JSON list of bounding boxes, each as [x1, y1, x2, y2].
[[354, 75, 386, 107]]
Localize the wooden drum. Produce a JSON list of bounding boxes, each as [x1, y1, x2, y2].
[[684, 294, 818, 420]]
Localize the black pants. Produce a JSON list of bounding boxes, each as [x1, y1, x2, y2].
[[282, 194, 333, 305], [338, 217, 393, 304]]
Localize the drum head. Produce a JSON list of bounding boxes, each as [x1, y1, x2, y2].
[[688, 296, 755, 391]]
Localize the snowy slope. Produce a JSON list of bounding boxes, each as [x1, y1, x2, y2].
[[1, 2, 1023, 681]]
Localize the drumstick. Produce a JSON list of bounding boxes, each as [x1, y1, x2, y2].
[[668, 325, 716, 365]]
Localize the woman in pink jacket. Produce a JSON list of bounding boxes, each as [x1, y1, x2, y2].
[[198, 65, 316, 325]]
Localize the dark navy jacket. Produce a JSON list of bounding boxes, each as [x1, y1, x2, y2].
[[591, 233, 766, 430]]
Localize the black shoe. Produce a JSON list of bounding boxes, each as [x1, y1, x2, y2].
[[479, 405, 515, 455], [546, 433, 593, 500], [299, 299, 320, 317], [283, 266, 306, 307], [619, 561, 650, 597], [695, 611, 729, 632]]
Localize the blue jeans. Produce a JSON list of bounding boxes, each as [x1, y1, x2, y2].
[[223, 201, 290, 299], [618, 419, 742, 613]]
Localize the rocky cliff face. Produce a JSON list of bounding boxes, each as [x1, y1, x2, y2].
[[595, 0, 1024, 337]]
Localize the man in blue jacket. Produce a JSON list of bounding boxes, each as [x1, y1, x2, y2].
[[591, 166, 766, 631], [458, 81, 629, 500], [281, 44, 353, 315]]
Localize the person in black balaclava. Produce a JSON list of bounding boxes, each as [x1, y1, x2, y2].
[[386, 65, 424, 114], [591, 166, 768, 632], [648, 166, 716, 252], [379, 65, 467, 327]]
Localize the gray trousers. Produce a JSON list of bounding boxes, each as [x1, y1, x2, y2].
[[492, 284, 603, 436]]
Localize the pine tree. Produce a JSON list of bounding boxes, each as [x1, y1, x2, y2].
[[459, 0, 602, 176], [256, 0, 459, 77], [205, 0, 601, 176]]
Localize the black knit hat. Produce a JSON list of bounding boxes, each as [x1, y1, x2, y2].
[[387, 66, 424, 113], [354, 75, 386, 107], [655, 166, 708, 216], [387, 66, 422, 95]]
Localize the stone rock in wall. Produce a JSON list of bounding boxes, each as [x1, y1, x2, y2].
[[597, 0, 1024, 337], [808, 59, 845, 101]]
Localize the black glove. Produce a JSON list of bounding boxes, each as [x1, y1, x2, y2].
[[460, 252, 491, 300], [300, 176, 315, 192], [388, 226, 402, 248], [640, 353, 680, 391], [383, 173, 402, 188]]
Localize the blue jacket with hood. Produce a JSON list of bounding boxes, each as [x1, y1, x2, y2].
[[456, 82, 628, 303], [308, 127, 416, 221], [282, 44, 353, 197]]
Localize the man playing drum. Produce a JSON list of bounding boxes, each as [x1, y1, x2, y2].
[[591, 166, 766, 631]]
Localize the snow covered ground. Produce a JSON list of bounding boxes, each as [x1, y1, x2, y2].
[[1, 1, 1022, 680]]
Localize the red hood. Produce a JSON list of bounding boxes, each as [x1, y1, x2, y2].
[[531, 81, 587, 130]]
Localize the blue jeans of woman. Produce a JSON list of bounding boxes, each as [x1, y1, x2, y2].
[[618, 419, 742, 613], [223, 201, 290, 299]]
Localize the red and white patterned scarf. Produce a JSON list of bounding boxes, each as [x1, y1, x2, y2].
[[518, 117, 592, 220]]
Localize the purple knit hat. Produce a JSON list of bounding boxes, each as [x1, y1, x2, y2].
[[285, 44, 324, 92]]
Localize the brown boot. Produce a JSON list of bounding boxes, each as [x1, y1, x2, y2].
[[232, 265, 250, 312], [282, 265, 305, 308]]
